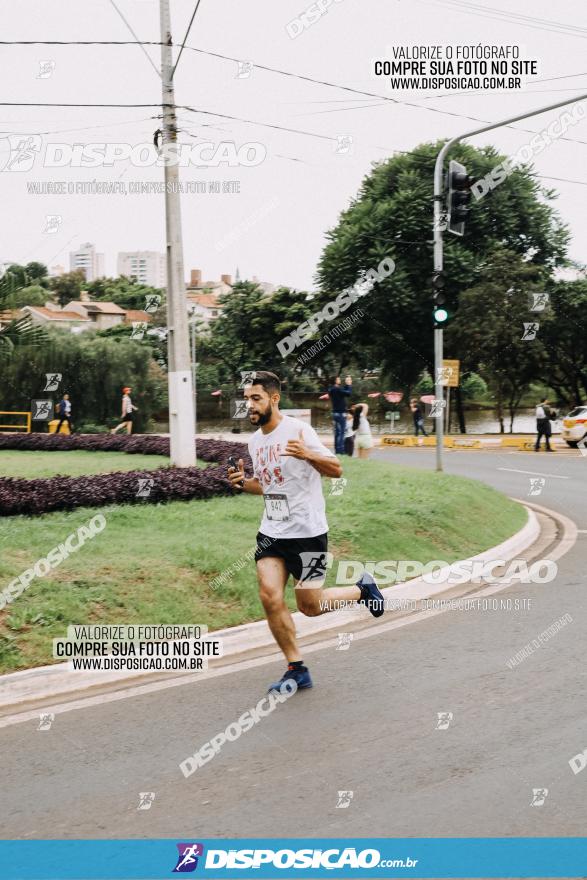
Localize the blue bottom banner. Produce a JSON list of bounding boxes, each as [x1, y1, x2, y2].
[[2, 838, 587, 879]]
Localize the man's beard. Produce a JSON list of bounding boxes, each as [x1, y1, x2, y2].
[[251, 402, 272, 426]]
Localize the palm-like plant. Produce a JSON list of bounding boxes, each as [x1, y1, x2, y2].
[[0, 269, 48, 361]]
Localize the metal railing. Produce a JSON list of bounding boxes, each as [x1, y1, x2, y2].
[[0, 411, 32, 433]]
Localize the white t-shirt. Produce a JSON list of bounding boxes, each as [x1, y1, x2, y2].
[[247, 415, 335, 538], [356, 413, 371, 436], [122, 394, 134, 415]]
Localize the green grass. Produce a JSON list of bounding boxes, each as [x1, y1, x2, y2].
[[0, 450, 171, 478], [0, 457, 527, 673]]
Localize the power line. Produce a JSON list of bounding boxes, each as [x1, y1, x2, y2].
[[107, 0, 160, 79], [0, 102, 166, 107], [533, 71, 587, 85], [537, 175, 587, 187], [0, 40, 164, 45], [179, 108, 337, 142], [172, 0, 204, 79], [426, 0, 587, 39], [0, 115, 159, 137], [178, 45, 587, 147], [2, 37, 586, 148]]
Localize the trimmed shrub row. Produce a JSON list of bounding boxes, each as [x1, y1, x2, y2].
[[0, 431, 248, 464], [0, 433, 251, 516]]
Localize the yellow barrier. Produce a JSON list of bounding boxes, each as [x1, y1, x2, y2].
[[453, 438, 482, 448], [380, 435, 455, 447], [380, 435, 416, 446], [0, 411, 31, 433], [48, 418, 71, 435], [419, 436, 454, 448], [501, 437, 534, 448]]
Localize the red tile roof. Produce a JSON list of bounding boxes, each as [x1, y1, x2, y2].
[[25, 306, 91, 321], [124, 310, 153, 323]]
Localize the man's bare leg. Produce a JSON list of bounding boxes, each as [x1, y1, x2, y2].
[[295, 582, 361, 616], [257, 557, 302, 662]]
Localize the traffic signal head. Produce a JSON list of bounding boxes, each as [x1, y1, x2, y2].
[[447, 159, 472, 237], [432, 271, 448, 325]]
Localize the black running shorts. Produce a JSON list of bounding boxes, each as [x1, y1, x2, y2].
[[254, 532, 329, 583]]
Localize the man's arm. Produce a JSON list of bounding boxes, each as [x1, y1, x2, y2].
[[227, 458, 264, 494], [283, 429, 343, 478], [306, 450, 343, 479], [241, 477, 264, 495]]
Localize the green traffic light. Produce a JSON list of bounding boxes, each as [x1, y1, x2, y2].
[[434, 307, 448, 323]]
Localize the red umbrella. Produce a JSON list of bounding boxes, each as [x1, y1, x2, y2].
[[367, 392, 381, 398], [384, 391, 403, 403], [319, 393, 329, 400], [211, 390, 223, 396], [420, 394, 435, 404]]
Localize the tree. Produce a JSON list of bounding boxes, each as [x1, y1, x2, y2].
[[447, 249, 548, 432], [24, 262, 49, 285], [199, 281, 314, 387], [5, 284, 47, 308], [0, 328, 167, 430], [49, 270, 86, 307], [0, 273, 47, 361], [539, 279, 587, 406], [316, 141, 569, 389], [86, 276, 165, 312]]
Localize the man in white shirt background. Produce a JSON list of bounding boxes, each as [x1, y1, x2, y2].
[[228, 370, 384, 694]]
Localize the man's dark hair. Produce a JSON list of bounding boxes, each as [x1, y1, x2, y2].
[[251, 370, 281, 394]]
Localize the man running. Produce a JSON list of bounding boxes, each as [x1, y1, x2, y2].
[[227, 370, 384, 694]]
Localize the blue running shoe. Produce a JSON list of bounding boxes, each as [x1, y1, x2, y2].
[[357, 572, 385, 617], [267, 664, 312, 694]]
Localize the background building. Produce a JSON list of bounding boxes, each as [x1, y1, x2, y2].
[[117, 251, 166, 289], [186, 268, 233, 296], [187, 293, 224, 326], [69, 243, 105, 282]]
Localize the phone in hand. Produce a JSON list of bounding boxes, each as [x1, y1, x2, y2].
[[227, 455, 245, 488]]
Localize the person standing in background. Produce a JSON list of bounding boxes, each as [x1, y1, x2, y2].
[[353, 403, 374, 459], [535, 397, 556, 452], [328, 375, 352, 454], [55, 393, 73, 434], [344, 409, 355, 457], [111, 386, 138, 435], [410, 398, 428, 437]]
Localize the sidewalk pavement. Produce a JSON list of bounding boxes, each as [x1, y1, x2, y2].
[[198, 430, 568, 451]]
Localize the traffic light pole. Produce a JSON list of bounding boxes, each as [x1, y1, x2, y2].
[[160, 0, 196, 467], [433, 90, 587, 473]]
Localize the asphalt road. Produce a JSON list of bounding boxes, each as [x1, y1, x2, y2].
[[1, 448, 586, 840]]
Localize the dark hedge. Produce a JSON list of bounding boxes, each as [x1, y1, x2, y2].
[[0, 433, 251, 516]]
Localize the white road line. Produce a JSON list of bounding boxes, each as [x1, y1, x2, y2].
[[498, 467, 569, 479]]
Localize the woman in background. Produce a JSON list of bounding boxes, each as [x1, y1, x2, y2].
[[110, 386, 138, 435], [353, 403, 373, 459], [344, 409, 355, 457]]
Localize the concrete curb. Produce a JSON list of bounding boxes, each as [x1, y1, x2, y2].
[[0, 504, 539, 712]]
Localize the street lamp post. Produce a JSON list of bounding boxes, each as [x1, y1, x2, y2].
[[433, 90, 587, 472]]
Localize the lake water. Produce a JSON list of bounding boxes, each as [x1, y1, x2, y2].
[[193, 407, 564, 436]]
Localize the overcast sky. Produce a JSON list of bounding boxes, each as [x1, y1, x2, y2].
[[1, 0, 585, 290]]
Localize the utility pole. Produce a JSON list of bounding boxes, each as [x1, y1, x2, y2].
[[160, 0, 196, 466], [433, 90, 587, 473]]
